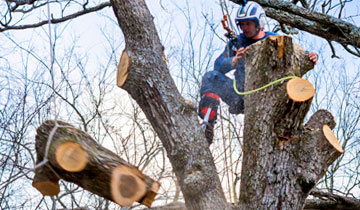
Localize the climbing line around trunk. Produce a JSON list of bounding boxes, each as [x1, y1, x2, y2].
[[233, 75, 298, 95]]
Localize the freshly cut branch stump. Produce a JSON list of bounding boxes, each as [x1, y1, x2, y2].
[[32, 120, 160, 207], [117, 50, 130, 87], [269, 35, 286, 59], [286, 77, 315, 102], [55, 142, 88, 172], [323, 125, 343, 153], [241, 36, 343, 210]]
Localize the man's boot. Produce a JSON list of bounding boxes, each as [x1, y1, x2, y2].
[[198, 93, 219, 145]]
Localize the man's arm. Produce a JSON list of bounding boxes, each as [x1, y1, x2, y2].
[[214, 43, 238, 74], [231, 47, 247, 67]]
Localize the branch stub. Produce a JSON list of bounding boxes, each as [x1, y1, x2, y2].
[[117, 50, 130, 87], [322, 125, 343, 153], [286, 77, 315, 102]]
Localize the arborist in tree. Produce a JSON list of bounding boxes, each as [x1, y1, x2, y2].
[[198, 1, 318, 144]]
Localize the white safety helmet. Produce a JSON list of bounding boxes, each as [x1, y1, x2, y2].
[[235, 1, 266, 32]]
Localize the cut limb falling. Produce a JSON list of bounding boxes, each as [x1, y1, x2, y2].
[[32, 120, 160, 207]]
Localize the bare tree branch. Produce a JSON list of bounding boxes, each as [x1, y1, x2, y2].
[[0, 1, 111, 32]]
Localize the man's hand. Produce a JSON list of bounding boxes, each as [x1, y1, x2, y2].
[[231, 47, 247, 67], [308, 52, 318, 64]]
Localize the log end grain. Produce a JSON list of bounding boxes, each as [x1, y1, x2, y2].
[[55, 141, 88, 172], [32, 180, 60, 196], [111, 165, 147, 206], [287, 77, 315, 102], [323, 125, 343, 153], [117, 50, 130, 87]]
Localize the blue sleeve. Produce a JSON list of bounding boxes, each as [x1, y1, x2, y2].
[[214, 42, 236, 74]]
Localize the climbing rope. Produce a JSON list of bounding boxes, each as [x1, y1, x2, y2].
[[233, 75, 298, 95], [34, 0, 59, 170]]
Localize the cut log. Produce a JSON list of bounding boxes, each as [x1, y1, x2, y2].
[[33, 120, 160, 207], [286, 77, 315, 102], [117, 50, 130, 87], [55, 142, 88, 172], [323, 125, 343, 153], [32, 165, 60, 196]]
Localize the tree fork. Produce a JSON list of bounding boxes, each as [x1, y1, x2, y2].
[[32, 120, 160, 207], [240, 36, 343, 210]]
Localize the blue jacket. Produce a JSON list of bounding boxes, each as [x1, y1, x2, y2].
[[214, 31, 278, 74]]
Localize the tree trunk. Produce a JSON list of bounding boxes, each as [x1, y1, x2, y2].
[[110, 1, 231, 210], [239, 36, 343, 210], [109, 1, 344, 209], [32, 120, 160, 207]]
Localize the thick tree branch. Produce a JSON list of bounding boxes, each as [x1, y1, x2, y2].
[[238, 36, 342, 209], [230, 0, 360, 56], [0, 1, 112, 32], [110, 1, 231, 210], [306, 188, 360, 210], [143, 195, 360, 210]]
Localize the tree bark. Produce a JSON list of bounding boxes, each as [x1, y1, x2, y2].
[[143, 194, 360, 210], [239, 36, 343, 210], [32, 120, 160, 207], [110, 1, 231, 210], [109, 0, 345, 209], [305, 188, 360, 210]]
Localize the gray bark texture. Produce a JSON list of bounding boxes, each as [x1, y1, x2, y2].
[[109, 0, 344, 209], [110, 0, 231, 210], [239, 36, 342, 209], [141, 37, 351, 210], [144, 193, 360, 210]]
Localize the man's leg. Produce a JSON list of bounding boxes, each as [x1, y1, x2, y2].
[[198, 71, 244, 144]]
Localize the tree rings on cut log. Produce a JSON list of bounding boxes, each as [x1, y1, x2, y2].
[[32, 180, 60, 196], [55, 142, 88, 172], [323, 125, 343, 153], [117, 50, 130, 87], [111, 165, 147, 206], [286, 77, 315, 102]]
